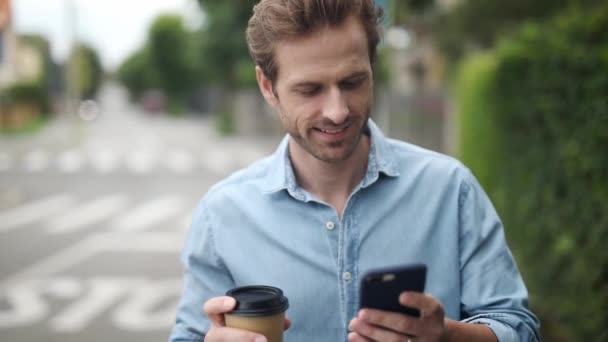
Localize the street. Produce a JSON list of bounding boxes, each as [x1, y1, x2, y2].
[[0, 84, 279, 342]]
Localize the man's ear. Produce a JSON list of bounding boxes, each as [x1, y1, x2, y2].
[[256, 66, 278, 107]]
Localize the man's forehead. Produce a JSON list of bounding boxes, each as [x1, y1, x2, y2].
[[272, 16, 370, 84]]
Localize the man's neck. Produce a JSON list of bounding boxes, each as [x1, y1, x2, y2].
[[288, 135, 370, 217]]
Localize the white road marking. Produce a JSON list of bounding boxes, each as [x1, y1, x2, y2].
[[56, 149, 85, 173], [0, 232, 183, 289], [112, 195, 184, 233], [200, 149, 234, 174], [46, 278, 83, 298], [23, 150, 49, 172], [125, 150, 158, 174], [166, 149, 195, 174], [0, 152, 13, 171], [0, 277, 179, 331], [50, 278, 134, 332], [89, 149, 120, 173], [112, 279, 182, 331], [0, 281, 48, 328], [46, 194, 129, 234], [0, 194, 76, 233], [0, 277, 85, 328]]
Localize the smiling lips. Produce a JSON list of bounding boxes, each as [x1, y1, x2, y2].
[[315, 122, 351, 135]]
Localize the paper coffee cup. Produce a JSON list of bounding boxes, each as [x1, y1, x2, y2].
[[225, 285, 289, 342]]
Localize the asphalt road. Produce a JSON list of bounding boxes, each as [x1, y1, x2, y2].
[[0, 84, 279, 342]]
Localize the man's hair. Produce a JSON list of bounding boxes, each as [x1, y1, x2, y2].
[[246, 0, 384, 85]]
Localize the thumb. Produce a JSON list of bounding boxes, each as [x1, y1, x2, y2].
[[203, 296, 237, 327]]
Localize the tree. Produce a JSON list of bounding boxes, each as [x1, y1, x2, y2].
[[196, 1, 253, 87], [147, 14, 196, 112], [117, 47, 159, 101], [66, 43, 103, 100], [433, 0, 604, 60]]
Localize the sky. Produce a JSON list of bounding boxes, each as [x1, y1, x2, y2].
[[12, 0, 203, 71]]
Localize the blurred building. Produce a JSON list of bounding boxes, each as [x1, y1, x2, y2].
[[0, 0, 17, 85], [376, 0, 459, 154], [0, 0, 45, 86], [0, 0, 52, 130]]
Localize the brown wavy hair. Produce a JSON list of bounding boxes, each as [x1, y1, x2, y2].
[[246, 0, 384, 85]]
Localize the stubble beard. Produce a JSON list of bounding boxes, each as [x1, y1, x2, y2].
[[283, 109, 370, 164]]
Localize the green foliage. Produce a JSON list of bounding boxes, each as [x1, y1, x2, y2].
[[234, 59, 258, 89], [434, 0, 604, 60], [197, 1, 253, 87], [117, 13, 197, 112], [67, 43, 104, 99], [390, 0, 436, 22], [117, 48, 160, 101], [215, 111, 235, 136], [374, 47, 393, 87], [454, 53, 502, 204], [148, 14, 196, 104], [0, 111, 46, 134], [1, 82, 50, 114], [457, 6, 608, 340]]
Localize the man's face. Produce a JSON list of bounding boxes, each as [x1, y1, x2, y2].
[[257, 15, 373, 163]]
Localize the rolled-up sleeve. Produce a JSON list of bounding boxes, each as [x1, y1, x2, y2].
[[169, 200, 234, 342], [458, 169, 541, 341]]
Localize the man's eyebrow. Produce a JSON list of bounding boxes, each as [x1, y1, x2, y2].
[[290, 71, 370, 89], [343, 71, 370, 80], [290, 81, 321, 89]]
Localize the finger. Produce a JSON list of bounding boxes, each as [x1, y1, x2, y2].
[[347, 331, 374, 342], [206, 326, 268, 342], [399, 292, 445, 319], [349, 315, 412, 341], [356, 308, 421, 336], [203, 296, 237, 326]]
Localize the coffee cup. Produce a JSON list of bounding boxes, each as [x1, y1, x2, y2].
[[224, 285, 289, 342]]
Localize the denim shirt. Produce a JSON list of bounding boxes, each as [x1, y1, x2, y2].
[[169, 119, 540, 342]]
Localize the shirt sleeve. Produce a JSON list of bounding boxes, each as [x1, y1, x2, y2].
[[169, 199, 234, 342], [458, 169, 541, 341]]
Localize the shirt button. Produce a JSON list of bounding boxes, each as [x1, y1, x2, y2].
[[342, 272, 352, 281], [326, 221, 335, 230]]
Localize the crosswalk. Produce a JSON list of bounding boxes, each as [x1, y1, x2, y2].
[[0, 146, 269, 175], [0, 193, 194, 235]]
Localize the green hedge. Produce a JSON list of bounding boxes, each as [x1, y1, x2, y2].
[[457, 7, 608, 341], [1, 81, 50, 113]]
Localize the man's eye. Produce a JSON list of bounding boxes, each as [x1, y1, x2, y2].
[[341, 79, 363, 90], [298, 87, 320, 96]]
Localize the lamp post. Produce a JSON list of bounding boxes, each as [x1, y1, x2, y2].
[[65, 0, 79, 118]]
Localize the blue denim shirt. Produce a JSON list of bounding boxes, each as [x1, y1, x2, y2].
[[169, 119, 540, 342]]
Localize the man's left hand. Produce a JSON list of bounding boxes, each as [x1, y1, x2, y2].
[[348, 292, 446, 342]]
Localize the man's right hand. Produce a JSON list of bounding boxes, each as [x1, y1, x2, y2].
[[203, 296, 291, 342]]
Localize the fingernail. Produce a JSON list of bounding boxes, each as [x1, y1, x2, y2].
[[358, 309, 367, 319], [254, 336, 267, 342], [223, 298, 234, 309]]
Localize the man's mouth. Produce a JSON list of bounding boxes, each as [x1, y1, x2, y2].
[[315, 123, 350, 135]]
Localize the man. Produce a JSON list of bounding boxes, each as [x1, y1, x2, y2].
[[170, 0, 540, 341]]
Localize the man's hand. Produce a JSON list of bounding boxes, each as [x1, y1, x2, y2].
[[203, 296, 291, 342], [348, 292, 446, 342]]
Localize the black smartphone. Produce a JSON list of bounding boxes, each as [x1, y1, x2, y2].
[[359, 263, 427, 317]]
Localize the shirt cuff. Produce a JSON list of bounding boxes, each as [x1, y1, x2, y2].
[[462, 316, 520, 342]]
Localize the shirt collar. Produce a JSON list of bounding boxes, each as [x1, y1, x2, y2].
[[262, 118, 400, 195]]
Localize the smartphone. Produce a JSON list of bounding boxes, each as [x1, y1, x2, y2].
[[359, 263, 427, 317]]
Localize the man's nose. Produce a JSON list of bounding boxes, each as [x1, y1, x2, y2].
[[322, 88, 348, 124]]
